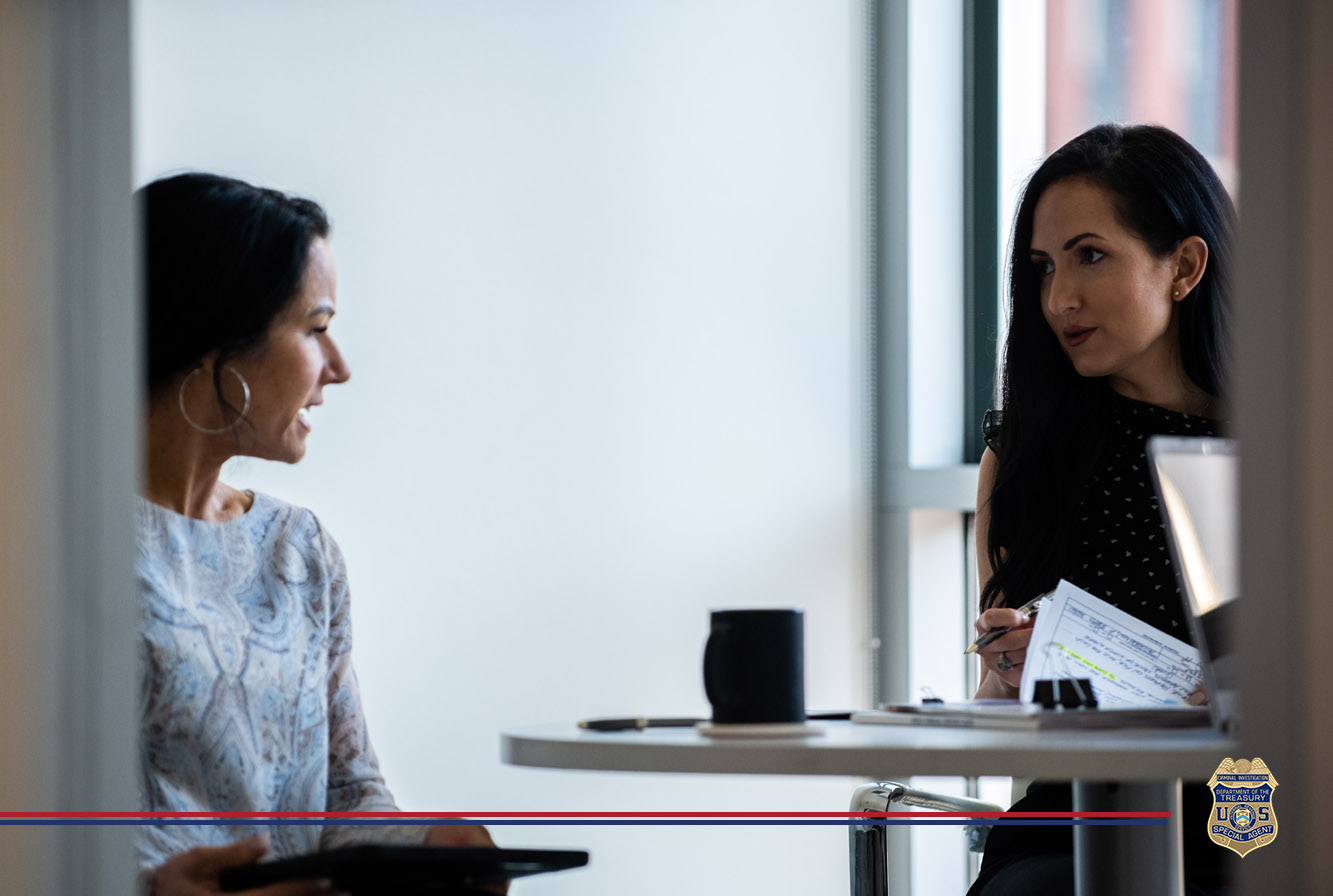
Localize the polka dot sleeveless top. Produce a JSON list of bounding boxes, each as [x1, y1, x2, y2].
[[1060, 392, 1222, 641]]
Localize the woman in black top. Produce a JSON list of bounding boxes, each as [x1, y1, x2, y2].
[[969, 124, 1236, 895]]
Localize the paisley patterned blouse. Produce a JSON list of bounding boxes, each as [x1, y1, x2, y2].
[[135, 492, 423, 889]]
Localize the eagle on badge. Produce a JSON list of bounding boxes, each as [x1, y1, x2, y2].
[[1208, 757, 1278, 857]]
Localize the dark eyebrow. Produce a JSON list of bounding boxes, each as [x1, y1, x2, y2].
[[308, 303, 335, 318], [1062, 232, 1103, 251]]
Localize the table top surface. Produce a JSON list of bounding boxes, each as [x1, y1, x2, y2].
[[501, 720, 1238, 781]]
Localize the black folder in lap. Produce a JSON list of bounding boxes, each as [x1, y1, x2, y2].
[[218, 845, 589, 895]]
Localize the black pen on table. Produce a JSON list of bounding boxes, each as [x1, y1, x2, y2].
[[962, 592, 1049, 655], [579, 711, 854, 731]]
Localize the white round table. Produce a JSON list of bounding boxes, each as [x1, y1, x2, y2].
[[502, 720, 1236, 896]]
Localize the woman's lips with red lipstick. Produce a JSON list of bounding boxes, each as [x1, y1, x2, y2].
[[1063, 325, 1095, 347]]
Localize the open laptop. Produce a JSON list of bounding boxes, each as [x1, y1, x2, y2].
[[1146, 434, 1240, 734]]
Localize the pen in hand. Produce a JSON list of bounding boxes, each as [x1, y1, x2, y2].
[[963, 593, 1049, 655]]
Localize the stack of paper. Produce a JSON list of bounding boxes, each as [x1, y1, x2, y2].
[[1020, 579, 1200, 708], [851, 581, 1209, 731]]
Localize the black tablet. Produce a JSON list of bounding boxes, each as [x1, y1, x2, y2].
[[218, 845, 589, 894]]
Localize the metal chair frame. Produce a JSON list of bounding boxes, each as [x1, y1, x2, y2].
[[849, 781, 1002, 896]]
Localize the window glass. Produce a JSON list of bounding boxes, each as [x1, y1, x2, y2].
[[996, 0, 1239, 377], [1043, 0, 1238, 188]]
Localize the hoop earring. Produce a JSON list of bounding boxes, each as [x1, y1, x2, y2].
[[178, 366, 252, 434]]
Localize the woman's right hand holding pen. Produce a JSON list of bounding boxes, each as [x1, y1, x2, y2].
[[971, 606, 1037, 696]]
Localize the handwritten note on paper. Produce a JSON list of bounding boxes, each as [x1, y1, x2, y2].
[[1019, 579, 1201, 708]]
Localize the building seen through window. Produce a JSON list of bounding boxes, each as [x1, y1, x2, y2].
[[1043, 0, 1237, 188]]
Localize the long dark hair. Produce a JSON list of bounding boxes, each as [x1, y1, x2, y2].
[[980, 123, 1235, 611], [139, 172, 330, 418]]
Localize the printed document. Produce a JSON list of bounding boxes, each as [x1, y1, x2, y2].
[[1019, 579, 1201, 707]]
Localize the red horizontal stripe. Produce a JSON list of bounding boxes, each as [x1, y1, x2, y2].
[[0, 811, 1169, 820]]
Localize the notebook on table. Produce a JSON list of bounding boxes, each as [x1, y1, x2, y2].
[[850, 699, 1210, 731]]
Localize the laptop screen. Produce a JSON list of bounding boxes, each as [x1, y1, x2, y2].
[[1147, 435, 1239, 731]]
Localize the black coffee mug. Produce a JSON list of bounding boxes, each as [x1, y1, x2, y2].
[[702, 608, 805, 724]]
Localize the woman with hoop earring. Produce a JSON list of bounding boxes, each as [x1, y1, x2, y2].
[[137, 173, 497, 895]]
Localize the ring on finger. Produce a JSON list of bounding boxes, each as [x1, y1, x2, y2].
[[996, 652, 1014, 673]]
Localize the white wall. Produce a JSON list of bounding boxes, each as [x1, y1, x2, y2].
[[133, 2, 870, 893]]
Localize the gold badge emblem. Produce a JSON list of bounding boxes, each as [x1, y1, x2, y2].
[[1208, 757, 1278, 857]]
